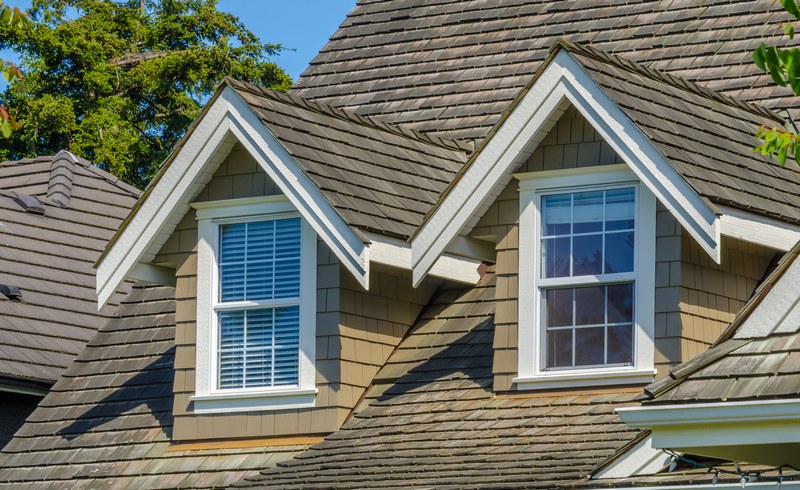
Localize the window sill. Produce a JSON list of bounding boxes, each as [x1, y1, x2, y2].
[[512, 369, 656, 391], [190, 387, 317, 414]]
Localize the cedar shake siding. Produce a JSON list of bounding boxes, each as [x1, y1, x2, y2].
[[154, 145, 437, 441], [481, 107, 779, 392]]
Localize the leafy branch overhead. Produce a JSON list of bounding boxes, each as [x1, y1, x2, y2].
[[0, 1, 26, 138], [753, 0, 800, 165], [0, 0, 291, 188]]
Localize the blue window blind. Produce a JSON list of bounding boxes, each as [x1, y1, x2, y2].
[[217, 217, 301, 389]]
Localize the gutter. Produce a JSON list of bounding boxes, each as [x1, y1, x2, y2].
[[617, 398, 800, 428]]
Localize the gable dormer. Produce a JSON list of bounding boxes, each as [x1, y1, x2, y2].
[[410, 41, 800, 394], [95, 81, 485, 442]]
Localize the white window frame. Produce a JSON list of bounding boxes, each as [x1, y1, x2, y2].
[[190, 195, 317, 413], [514, 165, 656, 390]]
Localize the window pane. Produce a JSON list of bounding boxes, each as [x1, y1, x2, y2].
[[575, 286, 604, 325], [546, 288, 573, 327], [573, 191, 603, 233], [606, 188, 635, 231], [573, 234, 602, 276], [219, 217, 301, 302], [541, 187, 635, 279], [608, 324, 634, 365], [543, 283, 635, 369], [604, 232, 634, 273], [575, 327, 605, 366], [542, 193, 571, 236], [607, 283, 634, 323], [542, 236, 570, 278], [546, 328, 573, 368]]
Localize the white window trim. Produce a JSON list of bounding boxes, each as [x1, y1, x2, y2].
[[190, 195, 317, 414], [513, 165, 656, 390]]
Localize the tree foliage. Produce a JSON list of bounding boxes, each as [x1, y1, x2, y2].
[[0, 0, 291, 187], [753, 0, 800, 166], [0, 1, 26, 138]]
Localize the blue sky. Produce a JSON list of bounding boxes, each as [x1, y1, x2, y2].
[[1, 0, 355, 82]]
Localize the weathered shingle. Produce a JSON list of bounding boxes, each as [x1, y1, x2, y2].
[[227, 79, 469, 239], [0, 283, 308, 489], [0, 153, 139, 385], [293, 0, 797, 142], [236, 279, 642, 489]]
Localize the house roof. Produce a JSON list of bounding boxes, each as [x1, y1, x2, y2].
[[235, 278, 642, 489], [640, 243, 800, 406], [0, 153, 139, 386], [0, 283, 308, 488], [293, 0, 797, 142], [226, 79, 470, 239]]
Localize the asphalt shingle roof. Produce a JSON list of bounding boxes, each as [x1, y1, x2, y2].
[[227, 79, 470, 239], [236, 278, 642, 489], [0, 153, 138, 384], [293, 0, 797, 142], [0, 283, 308, 489]]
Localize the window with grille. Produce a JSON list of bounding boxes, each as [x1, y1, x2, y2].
[[515, 167, 657, 390], [540, 187, 635, 369], [216, 218, 302, 389]]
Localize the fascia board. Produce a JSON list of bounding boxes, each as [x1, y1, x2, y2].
[[365, 232, 481, 284], [617, 398, 800, 428], [410, 50, 721, 286], [719, 205, 800, 252], [96, 86, 369, 307]]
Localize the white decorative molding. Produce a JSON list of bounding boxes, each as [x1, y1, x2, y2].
[[719, 205, 800, 252], [593, 435, 671, 479]]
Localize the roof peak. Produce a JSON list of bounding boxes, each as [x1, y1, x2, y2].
[[552, 39, 782, 123], [223, 77, 473, 155]]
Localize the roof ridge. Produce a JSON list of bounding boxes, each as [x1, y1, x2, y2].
[[553, 39, 783, 123], [225, 77, 472, 155]]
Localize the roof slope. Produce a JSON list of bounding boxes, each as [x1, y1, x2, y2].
[[0, 283, 307, 489], [0, 153, 139, 385], [294, 0, 796, 142], [227, 79, 469, 239], [237, 279, 641, 489], [559, 41, 800, 226], [641, 244, 800, 406]]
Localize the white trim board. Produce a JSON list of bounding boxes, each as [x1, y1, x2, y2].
[[718, 205, 800, 252], [617, 398, 800, 454], [410, 48, 722, 286], [96, 85, 369, 307], [365, 232, 482, 284]]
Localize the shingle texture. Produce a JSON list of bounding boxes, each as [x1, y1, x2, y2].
[[294, 0, 797, 142], [228, 79, 469, 239], [0, 153, 138, 384], [0, 283, 308, 489], [237, 279, 641, 489], [559, 41, 800, 226]]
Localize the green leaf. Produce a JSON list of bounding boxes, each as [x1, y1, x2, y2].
[[784, 0, 800, 20], [787, 23, 796, 39], [0, 120, 12, 139], [754, 45, 767, 71]]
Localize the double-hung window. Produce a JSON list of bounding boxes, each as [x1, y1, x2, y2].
[[191, 196, 317, 414], [515, 166, 656, 390]]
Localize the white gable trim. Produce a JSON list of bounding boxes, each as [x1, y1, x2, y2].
[[410, 49, 721, 286], [96, 86, 368, 307]]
